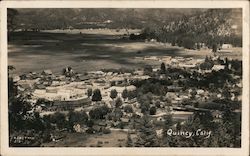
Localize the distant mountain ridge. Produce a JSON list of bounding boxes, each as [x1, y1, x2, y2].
[[10, 8, 242, 45], [11, 9, 209, 28]]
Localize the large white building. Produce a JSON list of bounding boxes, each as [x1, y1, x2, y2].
[[33, 82, 87, 101]]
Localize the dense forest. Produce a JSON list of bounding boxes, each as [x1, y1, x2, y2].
[[141, 9, 242, 48]]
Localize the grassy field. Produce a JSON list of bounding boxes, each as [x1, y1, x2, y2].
[[42, 130, 131, 147], [8, 29, 242, 75]]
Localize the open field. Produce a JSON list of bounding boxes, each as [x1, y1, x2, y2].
[[8, 29, 242, 75], [42, 130, 131, 147]]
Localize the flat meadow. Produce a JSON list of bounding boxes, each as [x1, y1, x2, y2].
[[8, 29, 242, 75]]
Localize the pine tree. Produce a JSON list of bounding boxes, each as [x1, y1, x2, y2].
[[110, 89, 118, 100], [92, 89, 102, 102], [122, 88, 128, 100], [115, 97, 123, 108], [134, 116, 159, 147], [87, 88, 92, 98], [126, 133, 134, 147], [160, 62, 166, 73]]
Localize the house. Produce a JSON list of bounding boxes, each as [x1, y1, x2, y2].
[[92, 125, 102, 133], [36, 84, 46, 89], [135, 112, 143, 117], [130, 75, 150, 81], [161, 56, 172, 63], [51, 81, 61, 86], [143, 56, 158, 61], [217, 94, 222, 98], [107, 72, 113, 76], [25, 73, 34, 79], [170, 58, 178, 64], [193, 59, 205, 65], [109, 77, 124, 85], [120, 118, 129, 123], [111, 121, 120, 127], [167, 86, 183, 92], [156, 117, 165, 122], [221, 44, 233, 49], [175, 57, 185, 62], [17, 79, 37, 89], [42, 70, 53, 75], [179, 64, 196, 68], [172, 111, 194, 121], [166, 92, 177, 100], [212, 65, 225, 71], [73, 124, 85, 133], [211, 110, 222, 119], [53, 97, 91, 109], [19, 74, 27, 80], [88, 71, 104, 76], [197, 89, 205, 95], [13, 75, 21, 82], [98, 122, 107, 127], [127, 98, 137, 104], [153, 68, 158, 72], [17, 86, 25, 92], [51, 133, 65, 142], [156, 129, 164, 138], [34, 89, 46, 95], [57, 75, 66, 80]]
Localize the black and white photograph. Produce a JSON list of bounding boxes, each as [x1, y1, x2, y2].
[[0, 1, 249, 156]]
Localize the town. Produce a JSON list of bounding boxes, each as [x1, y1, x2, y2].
[[7, 8, 242, 148], [8, 53, 242, 147]]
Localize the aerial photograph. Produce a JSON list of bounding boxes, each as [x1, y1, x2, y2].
[[7, 8, 242, 147]]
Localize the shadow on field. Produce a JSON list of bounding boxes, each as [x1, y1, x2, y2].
[[9, 31, 207, 74], [8, 31, 184, 63]]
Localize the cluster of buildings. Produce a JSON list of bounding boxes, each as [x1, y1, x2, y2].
[[8, 53, 242, 148], [143, 55, 204, 67], [143, 55, 236, 73], [11, 54, 242, 140], [12, 66, 150, 112]]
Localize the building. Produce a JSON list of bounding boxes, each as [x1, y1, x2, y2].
[[52, 97, 91, 110], [42, 70, 53, 75], [167, 86, 183, 92], [212, 65, 225, 71], [221, 44, 233, 49], [160, 56, 172, 63], [17, 79, 39, 90], [13, 75, 21, 82], [33, 81, 88, 101], [171, 111, 194, 121], [109, 77, 125, 85], [143, 56, 158, 61], [179, 63, 196, 68]]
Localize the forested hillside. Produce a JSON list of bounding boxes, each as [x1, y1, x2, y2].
[[8, 8, 242, 47], [10, 8, 204, 29], [142, 9, 242, 48]]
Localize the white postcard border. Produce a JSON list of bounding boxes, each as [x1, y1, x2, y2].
[[0, 1, 249, 156]]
